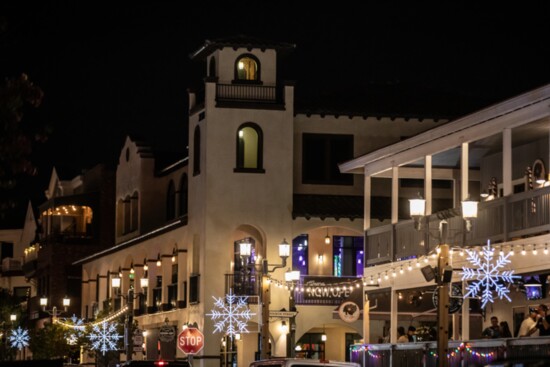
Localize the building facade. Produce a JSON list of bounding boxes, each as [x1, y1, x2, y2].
[[340, 83, 550, 346], [73, 36, 450, 366]]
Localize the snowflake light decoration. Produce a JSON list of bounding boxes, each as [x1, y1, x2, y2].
[[66, 314, 86, 345], [9, 327, 30, 350], [88, 321, 122, 355], [206, 289, 256, 335], [461, 240, 519, 308]]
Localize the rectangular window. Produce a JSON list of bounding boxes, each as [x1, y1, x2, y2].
[[189, 274, 200, 304], [333, 236, 364, 277], [302, 133, 353, 185], [292, 235, 309, 275], [0, 242, 14, 260]]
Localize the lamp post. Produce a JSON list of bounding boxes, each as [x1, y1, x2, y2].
[[409, 196, 478, 367], [40, 296, 70, 322], [111, 274, 147, 362], [284, 269, 300, 358], [239, 238, 290, 359]]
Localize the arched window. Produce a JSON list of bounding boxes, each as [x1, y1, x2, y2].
[[234, 54, 260, 82], [167, 180, 176, 220], [130, 192, 139, 232], [235, 123, 264, 173], [193, 126, 201, 176], [179, 174, 188, 216], [116, 199, 124, 236], [124, 195, 131, 234]]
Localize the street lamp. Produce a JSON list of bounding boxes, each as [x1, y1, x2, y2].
[[284, 269, 300, 357], [111, 274, 147, 362], [409, 198, 478, 367], [238, 238, 291, 359], [40, 296, 70, 322]]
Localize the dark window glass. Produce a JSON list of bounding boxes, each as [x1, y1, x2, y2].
[[193, 126, 201, 176], [0, 242, 13, 260], [302, 133, 353, 185], [333, 236, 364, 277], [292, 235, 309, 276], [189, 274, 200, 304], [167, 180, 176, 220]]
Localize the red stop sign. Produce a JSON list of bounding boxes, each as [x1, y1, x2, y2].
[[177, 327, 204, 355]]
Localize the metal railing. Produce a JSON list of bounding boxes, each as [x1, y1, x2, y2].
[[351, 337, 550, 367], [366, 186, 550, 264], [216, 84, 282, 104]]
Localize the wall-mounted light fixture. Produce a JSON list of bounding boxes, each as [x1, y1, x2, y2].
[[317, 254, 324, 263], [143, 258, 148, 271], [172, 248, 177, 263], [156, 253, 161, 267], [325, 228, 331, 245], [281, 321, 288, 333]]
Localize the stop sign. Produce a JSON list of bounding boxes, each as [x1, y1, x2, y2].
[[177, 327, 204, 355]]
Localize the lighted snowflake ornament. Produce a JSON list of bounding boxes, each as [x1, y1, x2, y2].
[[9, 327, 30, 350], [66, 314, 86, 345], [206, 289, 256, 335], [87, 321, 122, 355], [461, 240, 519, 308]]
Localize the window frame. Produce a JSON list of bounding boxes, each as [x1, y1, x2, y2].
[[233, 53, 262, 84], [234, 122, 265, 174]]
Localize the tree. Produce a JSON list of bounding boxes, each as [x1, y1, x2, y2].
[[29, 321, 74, 360], [0, 73, 48, 218], [0, 288, 23, 361]]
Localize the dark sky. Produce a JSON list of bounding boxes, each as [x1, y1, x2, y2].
[[2, 2, 550, 207]]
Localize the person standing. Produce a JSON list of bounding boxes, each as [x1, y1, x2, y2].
[[482, 316, 501, 338], [518, 308, 539, 337], [536, 304, 550, 336], [407, 326, 417, 342], [500, 321, 512, 338], [397, 326, 409, 343]]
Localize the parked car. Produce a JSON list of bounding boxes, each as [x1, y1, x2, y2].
[[249, 358, 360, 367]]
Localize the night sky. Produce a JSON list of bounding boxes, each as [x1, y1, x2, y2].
[[2, 2, 550, 210]]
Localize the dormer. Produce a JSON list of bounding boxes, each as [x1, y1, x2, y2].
[[190, 35, 295, 86]]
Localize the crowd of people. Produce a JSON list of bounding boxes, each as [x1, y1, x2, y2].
[[483, 304, 550, 338]]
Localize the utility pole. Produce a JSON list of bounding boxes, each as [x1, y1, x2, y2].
[[125, 288, 134, 361], [437, 240, 450, 367], [260, 274, 270, 359]]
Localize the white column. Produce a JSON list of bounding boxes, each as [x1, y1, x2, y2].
[[390, 289, 398, 343], [363, 296, 370, 343], [503, 129, 512, 196], [461, 143, 469, 200], [392, 165, 399, 224], [425, 155, 432, 215], [364, 173, 371, 231]]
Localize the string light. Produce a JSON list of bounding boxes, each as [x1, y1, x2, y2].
[[509, 245, 514, 256]]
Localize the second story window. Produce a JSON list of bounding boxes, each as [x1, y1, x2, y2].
[[193, 126, 201, 176], [234, 54, 260, 82], [235, 123, 264, 173], [333, 235, 364, 277], [179, 173, 188, 216], [167, 180, 176, 220], [292, 235, 309, 276], [302, 133, 354, 185]]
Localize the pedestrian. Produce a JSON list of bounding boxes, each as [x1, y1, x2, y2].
[[536, 304, 550, 336], [518, 307, 539, 337], [500, 321, 512, 338], [482, 316, 501, 338], [407, 326, 417, 342], [397, 326, 408, 343]]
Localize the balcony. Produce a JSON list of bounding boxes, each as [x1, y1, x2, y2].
[[366, 186, 550, 265], [225, 273, 262, 299], [351, 337, 550, 367], [216, 83, 285, 108], [1, 257, 22, 276]]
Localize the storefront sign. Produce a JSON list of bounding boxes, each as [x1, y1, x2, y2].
[[297, 276, 362, 306]]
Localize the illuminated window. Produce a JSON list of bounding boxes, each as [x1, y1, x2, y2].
[[292, 235, 309, 276], [333, 236, 364, 277], [234, 54, 260, 82], [235, 123, 264, 172]]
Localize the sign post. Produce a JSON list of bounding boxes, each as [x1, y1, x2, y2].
[[177, 326, 204, 355]]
